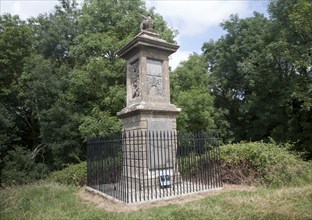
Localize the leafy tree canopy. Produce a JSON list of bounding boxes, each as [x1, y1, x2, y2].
[[201, 0, 311, 157]]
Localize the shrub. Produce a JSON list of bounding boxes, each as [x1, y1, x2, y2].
[[221, 141, 312, 187], [1, 146, 48, 186], [47, 161, 87, 186]]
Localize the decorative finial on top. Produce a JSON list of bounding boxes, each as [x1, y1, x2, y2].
[[140, 15, 154, 32]]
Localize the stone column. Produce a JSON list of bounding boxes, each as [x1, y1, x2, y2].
[[117, 30, 180, 191]]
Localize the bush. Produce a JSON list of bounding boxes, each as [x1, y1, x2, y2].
[[220, 141, 312, 188], [47, 161, 87, 186], [1, 146, 48, 186]]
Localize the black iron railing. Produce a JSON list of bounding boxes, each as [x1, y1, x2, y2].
[[87, 130, 222, 203]]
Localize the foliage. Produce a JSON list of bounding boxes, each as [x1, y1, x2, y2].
[[0, 14, 34, 179], [202, 0, 312, 156], [1, 181, 312, 219], [221, 141, 312, 187], [79, 107, 122, 140], [47, 161, 87, 186], [171, 54, 230, 138], [0, 0, 176, 185], [1, 146, 48, 186]]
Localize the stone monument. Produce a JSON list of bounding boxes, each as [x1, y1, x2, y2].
[[117, 18, 180, 191]]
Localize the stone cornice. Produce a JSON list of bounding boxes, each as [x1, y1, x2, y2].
[[117, 102, 181, 118], [117, 31, 179, 59]]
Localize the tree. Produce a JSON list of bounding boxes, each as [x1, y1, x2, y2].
[[28, 0, 81, 65], [171, 54, 229, 137], [0, 14, 34, 180], [268, 0, 312, 155], [203, 13, 273, 141], [202, 1, 311, 157]]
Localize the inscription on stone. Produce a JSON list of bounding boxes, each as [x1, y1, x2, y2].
[[148, 120, 170, 131], [147, 59, 163, 96], [148, 120, 172, 169], [128, 60, 140, 98]]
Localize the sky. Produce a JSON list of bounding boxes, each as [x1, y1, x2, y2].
[[0, 0, 269, 69]]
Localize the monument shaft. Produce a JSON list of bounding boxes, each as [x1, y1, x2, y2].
[[117, 30, 180, 189]]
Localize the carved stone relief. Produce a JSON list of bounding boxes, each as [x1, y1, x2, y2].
[[140, 15, 153, 32], [128, 60, 140, 98], [147, 59, 163, 96]]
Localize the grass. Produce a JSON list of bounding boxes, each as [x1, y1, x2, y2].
[[0, 182, 115, 220], [1, 182, 312, 220]]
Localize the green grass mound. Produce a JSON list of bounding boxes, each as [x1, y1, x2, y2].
[[221, 141, 312, 187], [47, 161, 87, 186]]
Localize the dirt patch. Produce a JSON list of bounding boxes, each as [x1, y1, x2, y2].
[[77, 184, 256, 213]]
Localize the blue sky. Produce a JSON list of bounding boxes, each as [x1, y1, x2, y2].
[[0, 0, 269, 69]]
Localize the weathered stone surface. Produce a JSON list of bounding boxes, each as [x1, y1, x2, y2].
[[117, 30, 180, 187], [140, 15, 154, 32], [148, 120, 170, 132], [117, 31, 179, 109], [147, 59, 163, 96]]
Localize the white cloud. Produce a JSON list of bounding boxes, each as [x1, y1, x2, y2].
[[146, 0, 269, 68], [11, 1, 22, 15], [1, 0, 83, 20], [169, 50, 192, 70], [147, 0, 267, 37], [1, 1, 57, 19]]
